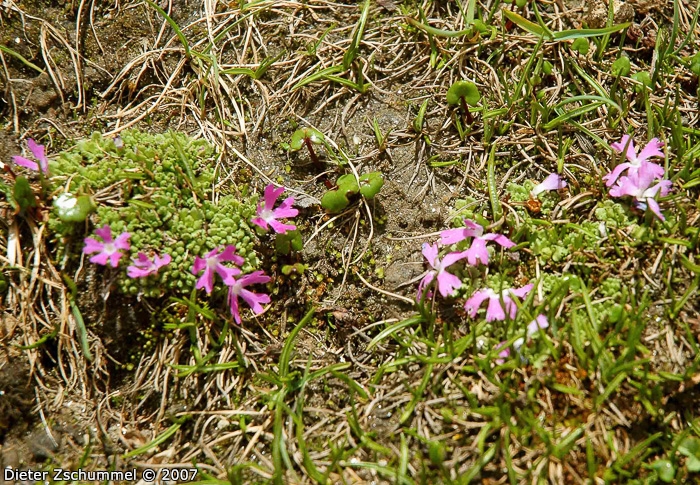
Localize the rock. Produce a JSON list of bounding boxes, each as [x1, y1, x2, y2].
[[584, 0, 635, 29]]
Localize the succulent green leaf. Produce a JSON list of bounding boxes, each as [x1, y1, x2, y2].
[[679, 437, 700, 472], [321, 174, 360, 213], [336, 173, 360, 193], [281, 263, 307, 275], [446, 81, 481, 106], [631, 71, 652, 92], [289, 127, 325, 150], [542, 60, 553, 75], [12, 176, 37, 212], [571, 38, 589, 55], [53, 193, 95, 222], [358, 172, 384, 199], [649, 460, 674, 483], [611, 56, 631, 77], [690, 52, 700, 76], [275, 229, 303, 256], [321, 190, 351, 213]]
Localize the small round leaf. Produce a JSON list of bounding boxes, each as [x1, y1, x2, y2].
[[446, 81, 481, 106]]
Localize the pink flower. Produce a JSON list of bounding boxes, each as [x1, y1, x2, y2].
[[604, 135, 665, 187], [494, 341, 511, 365], [127, 252, 171, 278], [464, 284, 534, 322], [83, 225, 131, 267], [191, 245, 244, 294], [251, 184, 298, 234], [226, 271, 271, 324], [609, 168, 672, 221], [526, 314, 549, 337], [417, 243, 467, 300], [440, 220, 515, 266], [12, 138, 49, 174], [493, 314, 549, 365], [531, 173, 567, 197]]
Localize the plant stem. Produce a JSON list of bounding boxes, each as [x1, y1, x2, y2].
[[460, 97, 474, 124], [304, 137, 320, 166]]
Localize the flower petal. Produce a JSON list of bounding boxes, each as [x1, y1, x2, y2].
[[26, 139, 46, 164], [94, 225, 113, 243], [417, 272, 435, 301], [251, 216, 269, 231], [273, 196, 299, 218], [421, 243, 439, 269], [646, 198, 665, 221], [485, 296, 506, 322], [509, 283, 533, 299], [268, 220, 297, 234], [610, 135, 637, 162], [263, 184, 285, 211], [228, 286, 242, 324], [239, 288, 271, 315], [464, 238, 489, 266], [113, 232, 131, 251], [464, 289, 492, 317], [439, 227, 469, 245], [238, 270, 271, 286], [89, 252, 110, 266], [603, 162, 632, 187], [481, 233, 515, 248], [441, 250, 467, 268], [196, 267, 215, 294], [192, 256, 207, 275], [637, 138, 664, 163], [83, 237, 104, 255], [11, 156, 39, 171], [531, 173, 566, 196], [436, 271, 462, 298], [219, 245, 245, 266], [527, 314, 549, 336]]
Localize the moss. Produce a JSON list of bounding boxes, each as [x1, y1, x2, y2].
[[594, 200, 635, 228], [48, 130, 259, 297]]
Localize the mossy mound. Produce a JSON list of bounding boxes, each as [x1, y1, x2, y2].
[[49, 130, 259, 298]]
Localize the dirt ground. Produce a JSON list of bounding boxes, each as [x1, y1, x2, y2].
[[2, 0, 700, 484]]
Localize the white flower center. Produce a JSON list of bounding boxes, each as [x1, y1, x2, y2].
[[260, 208, 274, 221], [103, 242, 116, 254]]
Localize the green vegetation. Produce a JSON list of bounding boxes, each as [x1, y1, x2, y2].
[[49, 130, 259, 297]]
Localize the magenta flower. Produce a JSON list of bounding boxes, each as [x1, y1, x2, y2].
[[493, 314, 549, 365], [440, 220, 515, 266], [12, 138, 49, 174], [464, 284, 534, 322], [191, 245, 244, 294], [127, 252, 171, 278], [83, 225, 131, 267], [417, 242, 467, 300], [609, 168, 672, 221], [604, 135, 665, 187], [226, 271, 271, 324], [494, 341, 511, 365], [530, 173, 567, 197], [251, 184, 298, 234], [526, 314, 549, 337]]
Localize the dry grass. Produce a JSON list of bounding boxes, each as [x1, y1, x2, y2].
[[2, 0, 700, 483]]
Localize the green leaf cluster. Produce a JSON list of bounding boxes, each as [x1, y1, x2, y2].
[[321, 172, 384, 213], [48, 130, 259, 298]]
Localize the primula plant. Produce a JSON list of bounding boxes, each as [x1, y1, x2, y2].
[[49, 130, 260, 298], [321, 172, 384, 213], [289, 127, 325, 166], [12, 138, 50, 175], [606, 135, 672, 221]]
